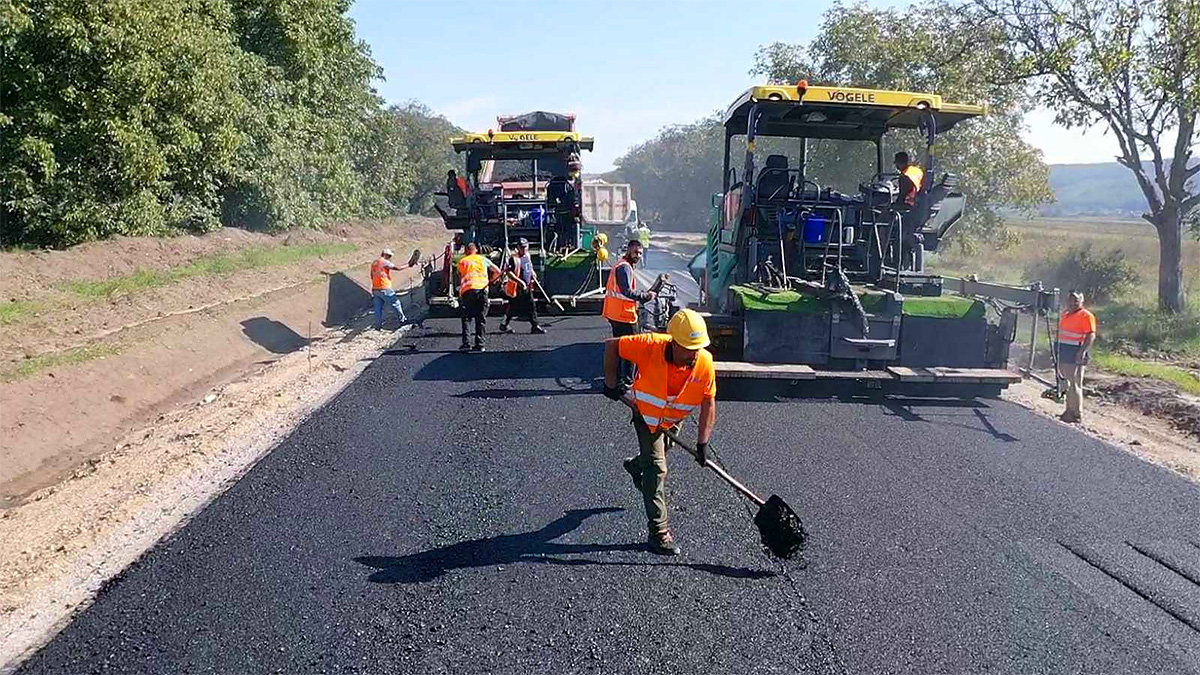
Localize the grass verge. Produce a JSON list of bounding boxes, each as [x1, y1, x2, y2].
[[0, 300, 41, 326], [60, 243, 358, 299], [2, 344, 120, 382], [1093, 351, 1200, 397]]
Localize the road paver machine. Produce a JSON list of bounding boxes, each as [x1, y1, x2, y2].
[[694, 83, 1056, 396], [430, 112, 611, 312]]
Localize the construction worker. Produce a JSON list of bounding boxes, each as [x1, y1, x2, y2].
[[499, 238, 546, 335], [602, 309, 716, 556], [1057, 290, 1097, 423], [370, 248, 412, 330], [457, 241, 501, 352], [894, 151, 924, 206], [602, 239, 657, 385], [893, 151, 927, 272]]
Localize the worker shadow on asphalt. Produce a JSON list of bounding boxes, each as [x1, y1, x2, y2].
[[881, 399, 1020, 442], [240, 317, 308, 355], [354, 507, 774, 584]]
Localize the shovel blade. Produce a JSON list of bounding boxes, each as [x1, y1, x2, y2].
[[754, 494, 806, 559]]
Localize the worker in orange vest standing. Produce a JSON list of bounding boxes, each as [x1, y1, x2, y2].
[[499, 238, 546, 335], [1057, 290, 1097, 423], [370, 248, 414, 330], [457, 241, 501, 352], [602, 309, 716, 556], [602, 240, 657, 385]]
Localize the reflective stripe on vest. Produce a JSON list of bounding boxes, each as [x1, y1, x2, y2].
[[1058, 309, 1096, 346], [458, 255, 489, 296], [629, 334, 714, 433], [370, 258, 392, 291], [602, 260, 638, 324]]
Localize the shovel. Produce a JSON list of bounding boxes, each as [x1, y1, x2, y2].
[[620, 397, 806, 559], [405, 249, 422, 268]]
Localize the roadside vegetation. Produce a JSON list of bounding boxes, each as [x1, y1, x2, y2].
[[930, 217, 1200, 387], [0, 300, 41, 326], [1, 344, 120, 382], [1, 1, 459, 249]]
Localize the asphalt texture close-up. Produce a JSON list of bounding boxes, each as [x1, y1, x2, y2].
[[16, 311, 1200, 674]]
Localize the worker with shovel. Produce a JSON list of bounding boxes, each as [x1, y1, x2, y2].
[[602, 308, 716, 556], [370, 248, 418, 330]]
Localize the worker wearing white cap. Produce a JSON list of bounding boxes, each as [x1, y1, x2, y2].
[[370, 248, 414, 330]]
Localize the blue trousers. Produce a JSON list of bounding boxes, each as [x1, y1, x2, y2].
[[373, 289, 406, 328]]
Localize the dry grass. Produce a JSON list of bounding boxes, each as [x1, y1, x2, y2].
[[929, 217, 1200, 357]]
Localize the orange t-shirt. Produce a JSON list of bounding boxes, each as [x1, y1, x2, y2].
[[618, 333, 717, 399]]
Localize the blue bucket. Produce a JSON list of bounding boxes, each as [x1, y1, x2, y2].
[[803, 215, 826, 244]]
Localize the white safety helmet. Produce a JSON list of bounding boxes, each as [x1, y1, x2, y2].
[[381, 248, 394, 257]]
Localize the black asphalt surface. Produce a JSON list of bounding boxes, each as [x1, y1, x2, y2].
[[17, 315, 1200, 674]]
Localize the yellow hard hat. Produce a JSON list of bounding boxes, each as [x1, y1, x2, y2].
[[596, 246, 609, 263], [667, 308, 710, 350], [594, 232, 608, 246]]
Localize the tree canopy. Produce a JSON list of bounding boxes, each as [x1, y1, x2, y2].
[[0, 0, 459, 248], [611, 2, 1053, 250], [972, 0, 1199, 312]]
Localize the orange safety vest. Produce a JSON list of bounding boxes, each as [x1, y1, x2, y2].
[[902, 165, 924, 206], [1058, 308, 1097, 346], [630, 334, 715, 432], [457, 176, 470, 197], [370, 258, 392, 291], [502, 254, 528, 298], [457, 254, 490, 296], [602, 260, 638, 324]]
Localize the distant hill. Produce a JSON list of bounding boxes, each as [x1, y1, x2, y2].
[[1043, 162, 1146, 217]]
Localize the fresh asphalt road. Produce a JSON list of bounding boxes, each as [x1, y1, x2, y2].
[[17, 315, 1200, 674]]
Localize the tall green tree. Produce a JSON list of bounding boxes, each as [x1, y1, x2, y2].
[[2, 0, 250, 245], [1, 0, 458, 248], [751, 2, 1052, 250], [972, 0, 1200, 313], [388, 102, 462, 214], [610, 114, 725, 230]]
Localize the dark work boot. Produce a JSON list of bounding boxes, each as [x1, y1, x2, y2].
[[459, 341, 471, 351], [648, 530, 681, 556], [531, 324, 547, 334], [622, 457, 642, 491], [498, 323, 513, 333]]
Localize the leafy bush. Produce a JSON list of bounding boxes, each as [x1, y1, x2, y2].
[[0, 0, 459, 249], [1027, 243, 1140, 303]]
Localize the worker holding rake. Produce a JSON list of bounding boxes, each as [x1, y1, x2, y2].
[[602, 308, 716, 556]]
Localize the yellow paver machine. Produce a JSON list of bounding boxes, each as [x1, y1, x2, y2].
[[690, 83, 1057, 397], [430, 112, 611, 313]]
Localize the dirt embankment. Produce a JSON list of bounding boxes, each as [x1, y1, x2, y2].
[[0, 218, 446, 501]]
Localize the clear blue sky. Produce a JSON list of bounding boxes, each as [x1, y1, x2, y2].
[[349, 0, 1117, 172]]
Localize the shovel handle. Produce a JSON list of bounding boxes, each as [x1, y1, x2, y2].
[[535, 280, 565, 312], [618, 396, 766, 507]]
